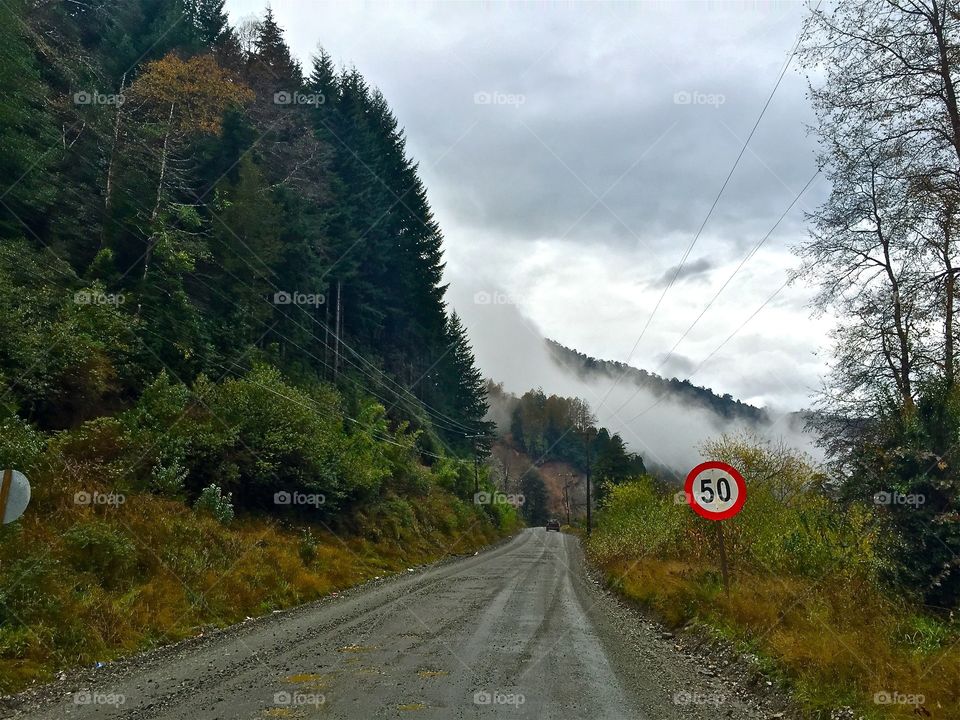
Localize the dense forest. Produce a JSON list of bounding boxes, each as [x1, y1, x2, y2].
[[0, 0, 519, 690], [487, 382, 646, 508], [0, 0, 496, 512]]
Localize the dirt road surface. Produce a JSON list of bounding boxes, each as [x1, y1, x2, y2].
[[9, 529, 777, 719]]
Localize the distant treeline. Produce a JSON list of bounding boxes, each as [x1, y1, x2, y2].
[[488, 382, 646, 501], [546, 339, 769, 425]]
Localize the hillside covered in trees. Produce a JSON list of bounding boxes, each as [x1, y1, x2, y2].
[[0, 0, 493, 468], [0, 0, 513, 690], [486, 382, 646, 519], [547, 339, 769, 424]]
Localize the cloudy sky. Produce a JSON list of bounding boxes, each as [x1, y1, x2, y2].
[[226, 0, 831, 422]]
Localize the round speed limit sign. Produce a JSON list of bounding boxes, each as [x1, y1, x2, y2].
[[684, 461, 746, 521]]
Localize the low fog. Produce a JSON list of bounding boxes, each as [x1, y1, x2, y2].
[[451, 282, 822, 473]]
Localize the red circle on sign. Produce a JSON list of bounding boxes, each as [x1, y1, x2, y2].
[[684, 461, 747, 521]]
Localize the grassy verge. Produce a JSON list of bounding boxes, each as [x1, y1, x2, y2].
[[587, 435, 960, 719], [0, 483, 515, 693]]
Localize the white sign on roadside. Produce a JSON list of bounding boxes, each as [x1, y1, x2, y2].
[[1, 469, 31, 524]]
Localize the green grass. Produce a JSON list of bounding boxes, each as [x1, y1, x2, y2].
[[0, 483, 516, 693], [588, 435, 960, 719]]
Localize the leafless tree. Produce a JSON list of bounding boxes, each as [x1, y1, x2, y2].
[[799, 0, 960, 437]]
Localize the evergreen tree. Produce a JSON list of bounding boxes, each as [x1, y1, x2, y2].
[[0, 0, 57, 240], [520, 468, 549, 525]]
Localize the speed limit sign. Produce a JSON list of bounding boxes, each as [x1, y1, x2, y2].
[[684, 461, 746, 521]]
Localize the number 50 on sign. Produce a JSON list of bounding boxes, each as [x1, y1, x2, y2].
[[684, 461, 746, 521]]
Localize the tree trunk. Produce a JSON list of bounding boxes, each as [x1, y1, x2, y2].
[[142, 102, 175, 286], [100, 72, 127, 250], [930, 2, 960, 175]]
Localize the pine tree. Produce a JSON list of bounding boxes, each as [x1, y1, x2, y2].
[[0, 0, 57, 240]]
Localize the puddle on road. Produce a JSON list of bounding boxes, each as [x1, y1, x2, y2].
[[283, 672, 331, 690], [397, 702, 428, 711]]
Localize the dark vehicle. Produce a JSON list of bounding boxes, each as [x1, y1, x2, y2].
[[545, 519, 561, 532]]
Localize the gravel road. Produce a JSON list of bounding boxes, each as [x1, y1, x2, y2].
[[8, 528, 785, 719]]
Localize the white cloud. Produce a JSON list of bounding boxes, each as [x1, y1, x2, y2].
[[226, 0, 835, 428]]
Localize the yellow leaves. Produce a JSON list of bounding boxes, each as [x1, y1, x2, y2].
[[130, 53, 254, 136]]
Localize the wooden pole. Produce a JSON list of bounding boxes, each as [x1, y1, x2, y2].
[[0, 469, 12, 524], [585, 434, 592, 535], [716, 522, 730, 597], [333, 281, 342, 380]]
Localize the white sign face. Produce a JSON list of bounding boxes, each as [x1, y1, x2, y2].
[[1, 470, 31, 524], [684, 461, 746, 521]]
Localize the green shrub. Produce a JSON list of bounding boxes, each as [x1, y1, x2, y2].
[[0, 413, 45, 472], [0, 555, 66, 625], [194, 484, 234, 524], [298, 528, 319, 565], [62, 521, 138, 588]]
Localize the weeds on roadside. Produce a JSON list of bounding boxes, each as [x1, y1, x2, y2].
[[589, 434, 960, 719]]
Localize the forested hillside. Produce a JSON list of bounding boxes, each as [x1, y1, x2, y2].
[[0, 0, 511, 691], [486, 382, 646, 520], [0, 0, 493, 475], [547, 339, 769, 424]]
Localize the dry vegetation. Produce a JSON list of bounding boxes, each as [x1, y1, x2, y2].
[[0, 465, 513, 693], [589, 435, 960, 719]]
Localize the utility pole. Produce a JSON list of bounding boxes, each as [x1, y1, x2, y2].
[[333, 281, 342, 381], [324, 289, 330, 379], [576, 404, 595, 535], [585, 432, 593, 535], [465, 434, 486, 498]]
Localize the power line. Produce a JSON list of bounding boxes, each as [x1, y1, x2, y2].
[[612, 167, 821, 416], [598, 0, 822, 409], [625, 272, 796, 423]]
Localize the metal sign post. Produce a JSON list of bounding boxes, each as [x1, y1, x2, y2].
[[684, 461, 746, 596]]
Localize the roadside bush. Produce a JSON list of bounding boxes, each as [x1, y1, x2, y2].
[[62, 521, 138, 588], [193, 484, 234, 524], [0, 412, 45, 472], [840, 380, 960, 608], [0, 555, 66, 626], [589, 433, 957, 718], [190, 365, 348, 510]]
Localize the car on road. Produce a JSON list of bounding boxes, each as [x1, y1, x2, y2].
[[545, 519, 561, 532]]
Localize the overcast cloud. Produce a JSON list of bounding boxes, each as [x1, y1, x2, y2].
[[226, 1, 831, 452]]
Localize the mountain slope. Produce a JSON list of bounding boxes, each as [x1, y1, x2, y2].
[[546, 339, 769, 424]]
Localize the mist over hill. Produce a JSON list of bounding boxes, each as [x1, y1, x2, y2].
[[546, 340, 771, 425], [483, 334, 819, 473]]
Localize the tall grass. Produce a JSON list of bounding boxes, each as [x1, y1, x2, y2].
[[0, 475, 515, 693], [588, 434, 960, 719]]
